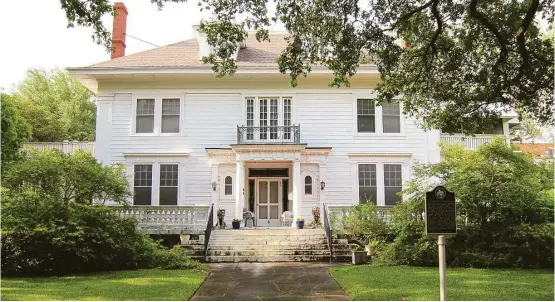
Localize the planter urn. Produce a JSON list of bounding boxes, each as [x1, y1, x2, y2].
[[179, 234, 190, 244], [232, 221, 241, 229], [296, 220, 305, 229], [352, 251, 368, 265]]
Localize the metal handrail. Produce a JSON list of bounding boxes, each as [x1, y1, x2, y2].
[[203, 203, 214, 261], [322, 203, 333, 262], [237, 125, 301, 144]]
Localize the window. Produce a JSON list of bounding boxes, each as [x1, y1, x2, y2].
[[246, 98, 254, 140], [384, 164, 402, 205], [136, 99, 155, 133], [161, 98, 180, 133], [260, 98, 268, 140], [283, 98, 292, 140], [134, 165, 152, 205], [304, 176, 313, 195], [357, 99, 375, 133], [224, 176, 233, 195], [358, 164, 377, 204], [382, 102, 401, 133], [270, 98, 279, 139], [159, 164, 178, 205]]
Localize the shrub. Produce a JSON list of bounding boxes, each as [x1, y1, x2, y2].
[[151, 247, 204, 270], [342, 203, 391, 245], [373, 139, 554, 269], [1, 190, 157, 275]]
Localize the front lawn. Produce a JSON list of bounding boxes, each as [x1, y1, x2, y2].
[[330, 265, 554, 301], [1, 269, 208, 301]]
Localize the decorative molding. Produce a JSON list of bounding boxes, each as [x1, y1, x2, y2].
[[230, 144, 307, 152], [348, 152, 412, 158], [123, 152, 189, 158]]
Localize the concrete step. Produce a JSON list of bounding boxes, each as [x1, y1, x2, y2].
[[205, 255, 332, 262], [210, 235, 328, 240], [185, 244, 350, 251], [207, 250, 344, 256]]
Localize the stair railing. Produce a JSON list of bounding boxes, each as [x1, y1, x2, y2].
[[322, 203, 333, 262], [203, 203, 214, 261]]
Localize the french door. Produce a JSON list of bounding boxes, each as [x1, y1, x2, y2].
[[245, 97, 292, 143], [256, 179, 282, 227]]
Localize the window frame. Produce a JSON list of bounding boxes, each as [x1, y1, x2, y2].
[[383, 163, 403, 206], [382, 101, 401, 134], [242, 95, 296, 129], [224, 175, 233, 196], [159, 163, 179, 205], [356, 98, 376, 133], [161, 98, 181, 134], [357, 163, 378, 204], [132, 95, 184, 136], [304, 175, 313, 196], [133, 164, 154, 206], [352, 96, 405, 137]]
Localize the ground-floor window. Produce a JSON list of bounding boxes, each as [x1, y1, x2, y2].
[[134, 164, 152, 205], [358, 164, 377, 204], [159, 164, 178, 205], [384, 164, 402, 205]]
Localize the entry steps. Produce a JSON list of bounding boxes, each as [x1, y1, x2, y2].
[[180, 228, 352, 262]]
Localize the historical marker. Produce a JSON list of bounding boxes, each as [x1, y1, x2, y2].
[[425, 186, 456, 236]]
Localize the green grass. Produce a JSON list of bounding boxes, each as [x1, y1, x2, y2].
[[1, 269, 208, 301], [330, 265, 554, 301]]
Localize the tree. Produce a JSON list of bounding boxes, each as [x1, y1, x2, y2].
[[2, 149, 130, 205], [13, 68, 95, 142], [0, 93, 32, 170], [511, 113, 545, 143], [59, 0, 553, 134]]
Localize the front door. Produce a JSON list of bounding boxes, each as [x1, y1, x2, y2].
[[256, 179, 281, 227]]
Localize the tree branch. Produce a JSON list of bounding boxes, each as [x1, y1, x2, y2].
[[386, 0, 435, 31]]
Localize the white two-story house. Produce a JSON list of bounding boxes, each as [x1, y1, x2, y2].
[[68, 3, 516, 231]]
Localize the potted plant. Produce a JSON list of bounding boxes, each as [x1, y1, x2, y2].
[[232, 218, 242, 229], [366, 240, 379, 257], [296, 217, 305, 229], [352, 246, 368, 265]]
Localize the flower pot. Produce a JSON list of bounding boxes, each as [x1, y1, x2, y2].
[[296, 220, 304, 229], [232, 221, 241, 229], [352, 251, 368, 265]]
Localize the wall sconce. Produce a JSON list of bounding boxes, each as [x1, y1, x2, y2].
[[320, 181, 326, 190], [211, 181, 217, 191]]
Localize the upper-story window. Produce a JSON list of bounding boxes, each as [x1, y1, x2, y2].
[[382, 102, 401, 133], [357, 99, 375, 133], [243, 97, 294, 143], [134, 96, 182, 135], [161, 99, 180, 133], [136, 99, 155, 133]]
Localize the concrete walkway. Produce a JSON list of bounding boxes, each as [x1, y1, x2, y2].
[[191, 263, 351, 301]]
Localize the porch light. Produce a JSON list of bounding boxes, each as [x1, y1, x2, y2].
[[211, 181, 217, 191], [320, 181, 326, 190]]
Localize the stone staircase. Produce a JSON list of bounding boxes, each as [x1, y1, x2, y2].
[[181, 228, 352, 262]]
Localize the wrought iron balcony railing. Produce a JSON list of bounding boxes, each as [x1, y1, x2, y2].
[[237, 125, 301, 144]]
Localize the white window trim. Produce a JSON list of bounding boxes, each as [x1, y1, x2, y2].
[[243, 96, 296, 126], [352, 95, 406, 138], [301, 172, 317, 200], [126, 158, 186, 206], [350, 156, 411, 206], [220, 174, 235, 199], [132, 95, 184, 137]]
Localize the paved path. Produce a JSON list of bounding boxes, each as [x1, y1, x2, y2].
[[191, 263, 351, 301]]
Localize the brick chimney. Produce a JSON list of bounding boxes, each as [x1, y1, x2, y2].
[[111, 2, 128, 59]]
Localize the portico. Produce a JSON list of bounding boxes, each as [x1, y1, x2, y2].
[[206, 145, 331, 227]]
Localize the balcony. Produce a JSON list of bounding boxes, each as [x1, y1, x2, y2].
[[237, 125, 301, 144], [440, 134, 509, 150]]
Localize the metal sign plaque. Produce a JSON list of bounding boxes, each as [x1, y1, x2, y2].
[[425, 186, 456, 236]]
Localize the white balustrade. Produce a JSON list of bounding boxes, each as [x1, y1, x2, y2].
[[439, 135, 506, 150], [114, 205, 210, 234], [327, 205, 394, 223], [23, 141, 95, 155]]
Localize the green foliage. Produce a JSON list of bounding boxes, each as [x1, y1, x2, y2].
[[342, 203, 391, 244], [376, 138, 554, 268], [2, 150, 130, 205], [13, 68, 95, 141], [511, 113, 545, 143], [151, 247, 204, 270], [1, 190, 158, 276], [0, 93, 31, 170]]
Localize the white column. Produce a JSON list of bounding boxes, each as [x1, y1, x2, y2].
[[235, 160, 245, 219], [292, 160, 302, 225], [502, 119, 511, 145]]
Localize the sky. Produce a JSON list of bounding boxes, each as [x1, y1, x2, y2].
[[0, 0, 217, 91]]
